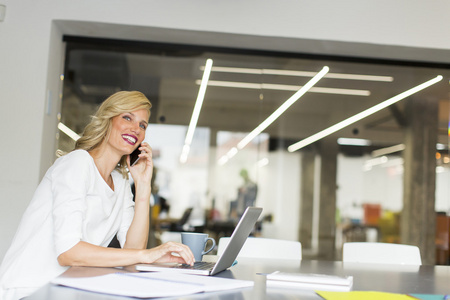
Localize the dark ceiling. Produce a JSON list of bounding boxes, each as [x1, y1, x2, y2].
[[61, 37, 450, 156]]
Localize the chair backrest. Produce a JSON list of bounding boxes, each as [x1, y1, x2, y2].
[[217, 237, 302, 261], [342, 242, 422, 265], [177, 207, 193, 226]]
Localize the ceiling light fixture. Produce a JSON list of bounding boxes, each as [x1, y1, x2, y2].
[[288, 75, 443, 152], [436, 143, 446, 151], [371, 143, 446, 157], [337, 138, 372, 146], [202, 66, 393, 82], [257, 158, 269, 167], [58, 122, 80, 141], [371, 144, 406, 157], [217, 147, 238, 166], [364, 156, 389, 171], [218, 66, 329, 165], [199, 80, 370, 96], [238, 66, 329, 150], [180, 58, 213, 164]]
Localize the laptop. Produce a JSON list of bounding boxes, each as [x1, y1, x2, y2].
[[135, 206, 263, 276]]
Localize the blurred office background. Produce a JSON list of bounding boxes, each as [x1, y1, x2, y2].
[[1, 0, 449, 265]]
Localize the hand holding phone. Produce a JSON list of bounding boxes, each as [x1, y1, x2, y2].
[[130, 144, 142, 167]]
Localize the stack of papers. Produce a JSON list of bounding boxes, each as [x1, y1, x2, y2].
[[266, 271, 353, 291], [51, 272, 253, 298]]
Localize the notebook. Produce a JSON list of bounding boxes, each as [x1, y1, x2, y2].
[[135, 206, 263, 276]]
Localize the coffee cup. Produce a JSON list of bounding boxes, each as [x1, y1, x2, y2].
[[181, 232, 216, 262]]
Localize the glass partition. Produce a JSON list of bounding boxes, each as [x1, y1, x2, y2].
[[58, 38, 450, 263]]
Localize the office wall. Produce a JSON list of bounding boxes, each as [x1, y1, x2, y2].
[[1, 0, 450, 259]]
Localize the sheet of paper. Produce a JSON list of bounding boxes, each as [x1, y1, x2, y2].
[[131, 271, 254, 292], [51, 271, 254, 298], [316, 291, 415, 300], [52, 273, 204, 298]]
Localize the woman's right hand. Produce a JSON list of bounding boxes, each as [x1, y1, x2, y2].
[[57, 241, 195, 268], [142, 242, 195, 266]]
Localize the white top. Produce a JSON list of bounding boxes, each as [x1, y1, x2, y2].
[[0, 150, 135, 299]]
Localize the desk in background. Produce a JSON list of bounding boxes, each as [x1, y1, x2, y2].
[[28, 259, 450, 299]]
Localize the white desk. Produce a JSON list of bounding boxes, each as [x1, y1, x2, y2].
[[26, 259, 450, 299]]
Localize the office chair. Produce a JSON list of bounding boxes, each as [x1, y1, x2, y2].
[[155, 208, 194, 245], [342, 242, 422, 265], [168, 207, 193, 232]]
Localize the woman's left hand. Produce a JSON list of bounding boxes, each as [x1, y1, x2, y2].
[[127, 142, 153, 186]]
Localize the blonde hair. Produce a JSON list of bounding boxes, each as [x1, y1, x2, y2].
[[75, 91, 152, 177]]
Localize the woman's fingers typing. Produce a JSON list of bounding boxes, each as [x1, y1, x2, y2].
[[150, 242, 195, 265]]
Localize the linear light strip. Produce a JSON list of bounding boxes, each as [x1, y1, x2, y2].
[[237, 66, 330, 150], [218, 67, 329, 166], [287, 75, 443, 152], [257, 158, 269, 167], [325, 73, 393, 82], [371, 144, 406, 157], [200, 80, 370, 96], [311, 86, 370, 96], [203, 66, 393, 82], [337, 138, 371, 146], [180, 58, 213, 163], [218, 66, 329, 166], [58, 122, 80, 141], [217, 147, 238, 166]]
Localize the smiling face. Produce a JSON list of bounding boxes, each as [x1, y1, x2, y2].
[[107, 109, 150, 156]]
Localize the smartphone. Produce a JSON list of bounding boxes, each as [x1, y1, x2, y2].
[[130, 144, 142, 167]]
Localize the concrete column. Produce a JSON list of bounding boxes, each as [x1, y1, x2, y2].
[[299, 150, 315, 249], [317, 138, 338, 260], [401, 97, 438, 265]]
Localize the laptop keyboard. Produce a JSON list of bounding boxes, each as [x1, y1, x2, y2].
[[180, 261, 216, 270]]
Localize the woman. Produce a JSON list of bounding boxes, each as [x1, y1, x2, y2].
[[0, 91, 194, 299]]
